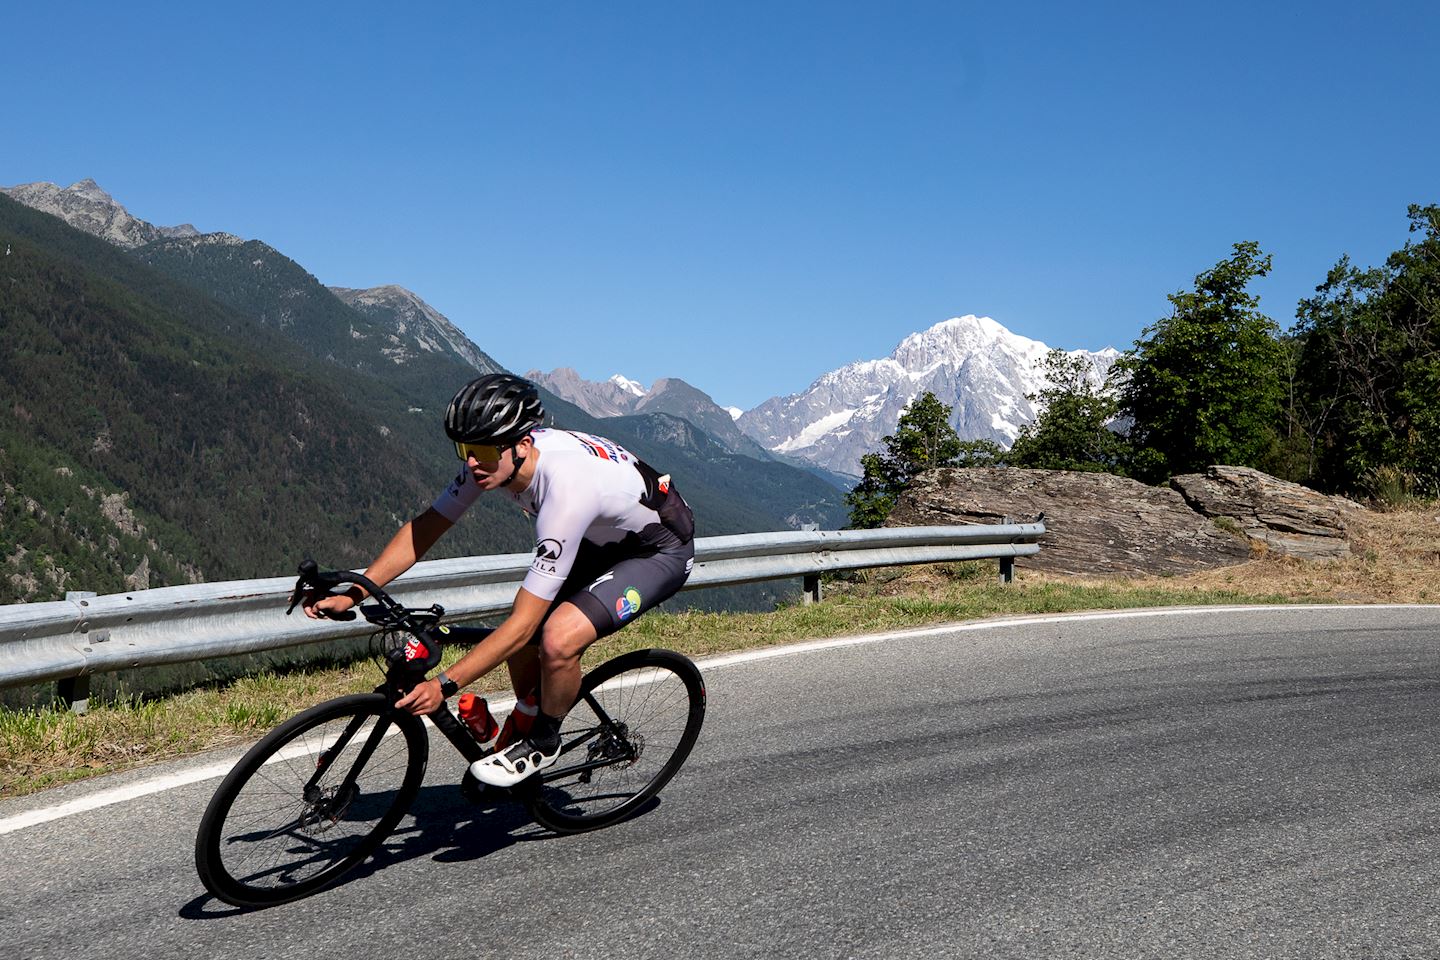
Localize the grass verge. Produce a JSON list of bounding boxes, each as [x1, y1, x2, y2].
[[3, 502, 1435, 799]]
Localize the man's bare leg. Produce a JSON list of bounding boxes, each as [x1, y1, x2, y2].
[[538, 602, 600, 719], [506, 644, 540, 699]]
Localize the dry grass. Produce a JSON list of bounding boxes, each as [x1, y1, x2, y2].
[[1120, 504, 1440, 604], [3, 503, 1436, 799]]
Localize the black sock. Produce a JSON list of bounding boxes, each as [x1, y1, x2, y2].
[[530, 710, 562, 752]]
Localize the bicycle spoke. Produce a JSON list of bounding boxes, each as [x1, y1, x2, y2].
[[528, 650, 704, 832], [196, 696, 426, 906]]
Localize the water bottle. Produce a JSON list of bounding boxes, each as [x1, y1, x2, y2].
[[457, 693, 500, 744]]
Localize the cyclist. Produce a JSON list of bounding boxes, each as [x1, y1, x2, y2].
[[303, 373, 695, 787]]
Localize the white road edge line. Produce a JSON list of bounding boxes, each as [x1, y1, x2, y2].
[[2, 603, 1433, 836]]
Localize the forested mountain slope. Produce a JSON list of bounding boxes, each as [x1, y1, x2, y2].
[[0, 195, 846, 606], [0, 195, 532, 603]]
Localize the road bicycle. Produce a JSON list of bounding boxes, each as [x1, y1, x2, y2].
[[194, 561, 706, 909]]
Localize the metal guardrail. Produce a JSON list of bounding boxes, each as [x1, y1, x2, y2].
[[0, 523, 1044, 695]]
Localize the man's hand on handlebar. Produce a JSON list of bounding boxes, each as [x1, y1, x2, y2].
[[303, 591, 359, 620], [395, 678, 444, 716]]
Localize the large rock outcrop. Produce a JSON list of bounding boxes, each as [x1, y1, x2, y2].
[[1169, 466, 1360, 560], [885, 468, 1252, 576]]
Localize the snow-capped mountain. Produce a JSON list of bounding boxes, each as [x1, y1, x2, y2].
[[0, 179, 198, 249], [737, 315, 1119, 479], [528, 369, 771, 459], [528, 368, 648, 417]]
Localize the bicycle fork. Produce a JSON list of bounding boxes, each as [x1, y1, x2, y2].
[[303, 710, 394, 824]]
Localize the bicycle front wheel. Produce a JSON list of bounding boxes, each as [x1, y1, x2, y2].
[[195, 692, 428, 908], [527, 648, 705, 834]]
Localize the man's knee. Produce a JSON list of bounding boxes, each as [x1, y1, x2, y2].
[[540, 603, 598, 664]]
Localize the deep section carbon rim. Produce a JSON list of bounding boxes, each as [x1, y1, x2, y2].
[[527, 648, 705, 833], [195, 693, 427, 907]]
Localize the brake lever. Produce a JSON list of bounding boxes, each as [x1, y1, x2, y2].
[[285, 582, 308, 616], [287, 558, 320, 617]]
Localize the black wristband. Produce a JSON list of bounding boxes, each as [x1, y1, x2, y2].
[[437, 672, 459, 698]]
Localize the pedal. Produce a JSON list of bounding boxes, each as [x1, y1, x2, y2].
[[460, 770, 504, 805]]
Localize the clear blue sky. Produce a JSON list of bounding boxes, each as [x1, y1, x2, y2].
[[8, 1, 1438, 409]]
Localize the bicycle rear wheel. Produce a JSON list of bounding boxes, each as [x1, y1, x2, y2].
[[195, 692, 428, 908], [527, 648, 705, 833]]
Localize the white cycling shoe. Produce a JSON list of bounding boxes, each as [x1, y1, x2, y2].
[[471, 738, 560, 788]]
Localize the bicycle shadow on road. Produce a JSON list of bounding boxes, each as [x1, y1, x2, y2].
[[179, 781, 662, 917], [407, 781, 663, 865]]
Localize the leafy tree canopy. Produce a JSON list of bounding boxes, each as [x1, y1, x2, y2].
[[1008, 349, 1125, 473], [846, 391, 963, 527], [1116, 241, 1285, 483], [1289, 204, 1440, 495]]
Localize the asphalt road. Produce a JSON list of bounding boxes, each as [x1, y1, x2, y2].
[[3, 605, 1439, 959]]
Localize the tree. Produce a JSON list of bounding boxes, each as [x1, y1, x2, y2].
[[953, 439, 1006, 467], [1008, 349, 1125, 472], [1115, 241, 1285, 483], [846, 391, 963, 528], [1289, 205, 1440, 496]]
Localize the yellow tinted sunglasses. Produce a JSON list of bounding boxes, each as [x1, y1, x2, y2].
[[454, 441, 505, 462]]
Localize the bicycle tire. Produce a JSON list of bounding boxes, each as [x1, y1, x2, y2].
[[527, 648, 705, 834], [195, 692, 428, 908]]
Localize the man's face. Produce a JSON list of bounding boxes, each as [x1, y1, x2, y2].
[[465, 438, 530, 490]]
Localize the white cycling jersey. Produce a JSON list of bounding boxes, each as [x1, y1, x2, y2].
[[431, 428, 678, 601]]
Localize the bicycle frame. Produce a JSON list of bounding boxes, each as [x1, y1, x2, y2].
[[293, 563, 645, 787]]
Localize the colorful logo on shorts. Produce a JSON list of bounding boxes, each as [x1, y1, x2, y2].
[[615, 587, 642, 620]]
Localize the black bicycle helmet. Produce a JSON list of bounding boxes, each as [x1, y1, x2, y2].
[[444, 374, 545, 444]]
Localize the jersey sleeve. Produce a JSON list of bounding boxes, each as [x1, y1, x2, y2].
[[431, 467, 481, 522], [521, 471, 603, 601]]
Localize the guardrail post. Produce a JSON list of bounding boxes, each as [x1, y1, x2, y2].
[[60, 591, 96, 713], [997, 517, 1016, 585], [802, 574, 822, 605]]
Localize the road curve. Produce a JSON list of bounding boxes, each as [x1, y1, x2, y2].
[[2, 605, 1438, 959]]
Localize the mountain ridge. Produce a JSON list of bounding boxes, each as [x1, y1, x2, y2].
[[529, 368, 772, 460], [0, 179, 199, 249], [0, 182, 849, 612]]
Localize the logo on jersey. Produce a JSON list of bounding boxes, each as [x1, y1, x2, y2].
[[615, 587, 642, 620], [533, 538, 563, 576], [444, 469, 468, 499], [566, 430, 632, 463]]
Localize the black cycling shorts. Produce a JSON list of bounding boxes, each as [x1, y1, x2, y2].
[[533, 530, 694, 642]]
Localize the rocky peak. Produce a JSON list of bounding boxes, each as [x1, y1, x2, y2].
[[1, 179, 200, 249], [528, 368, 651, 418], [69, 178, 115, 204], [528, 369, 772, 459], [609, 374, 646, 398], [330, 284, 505, 375]]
